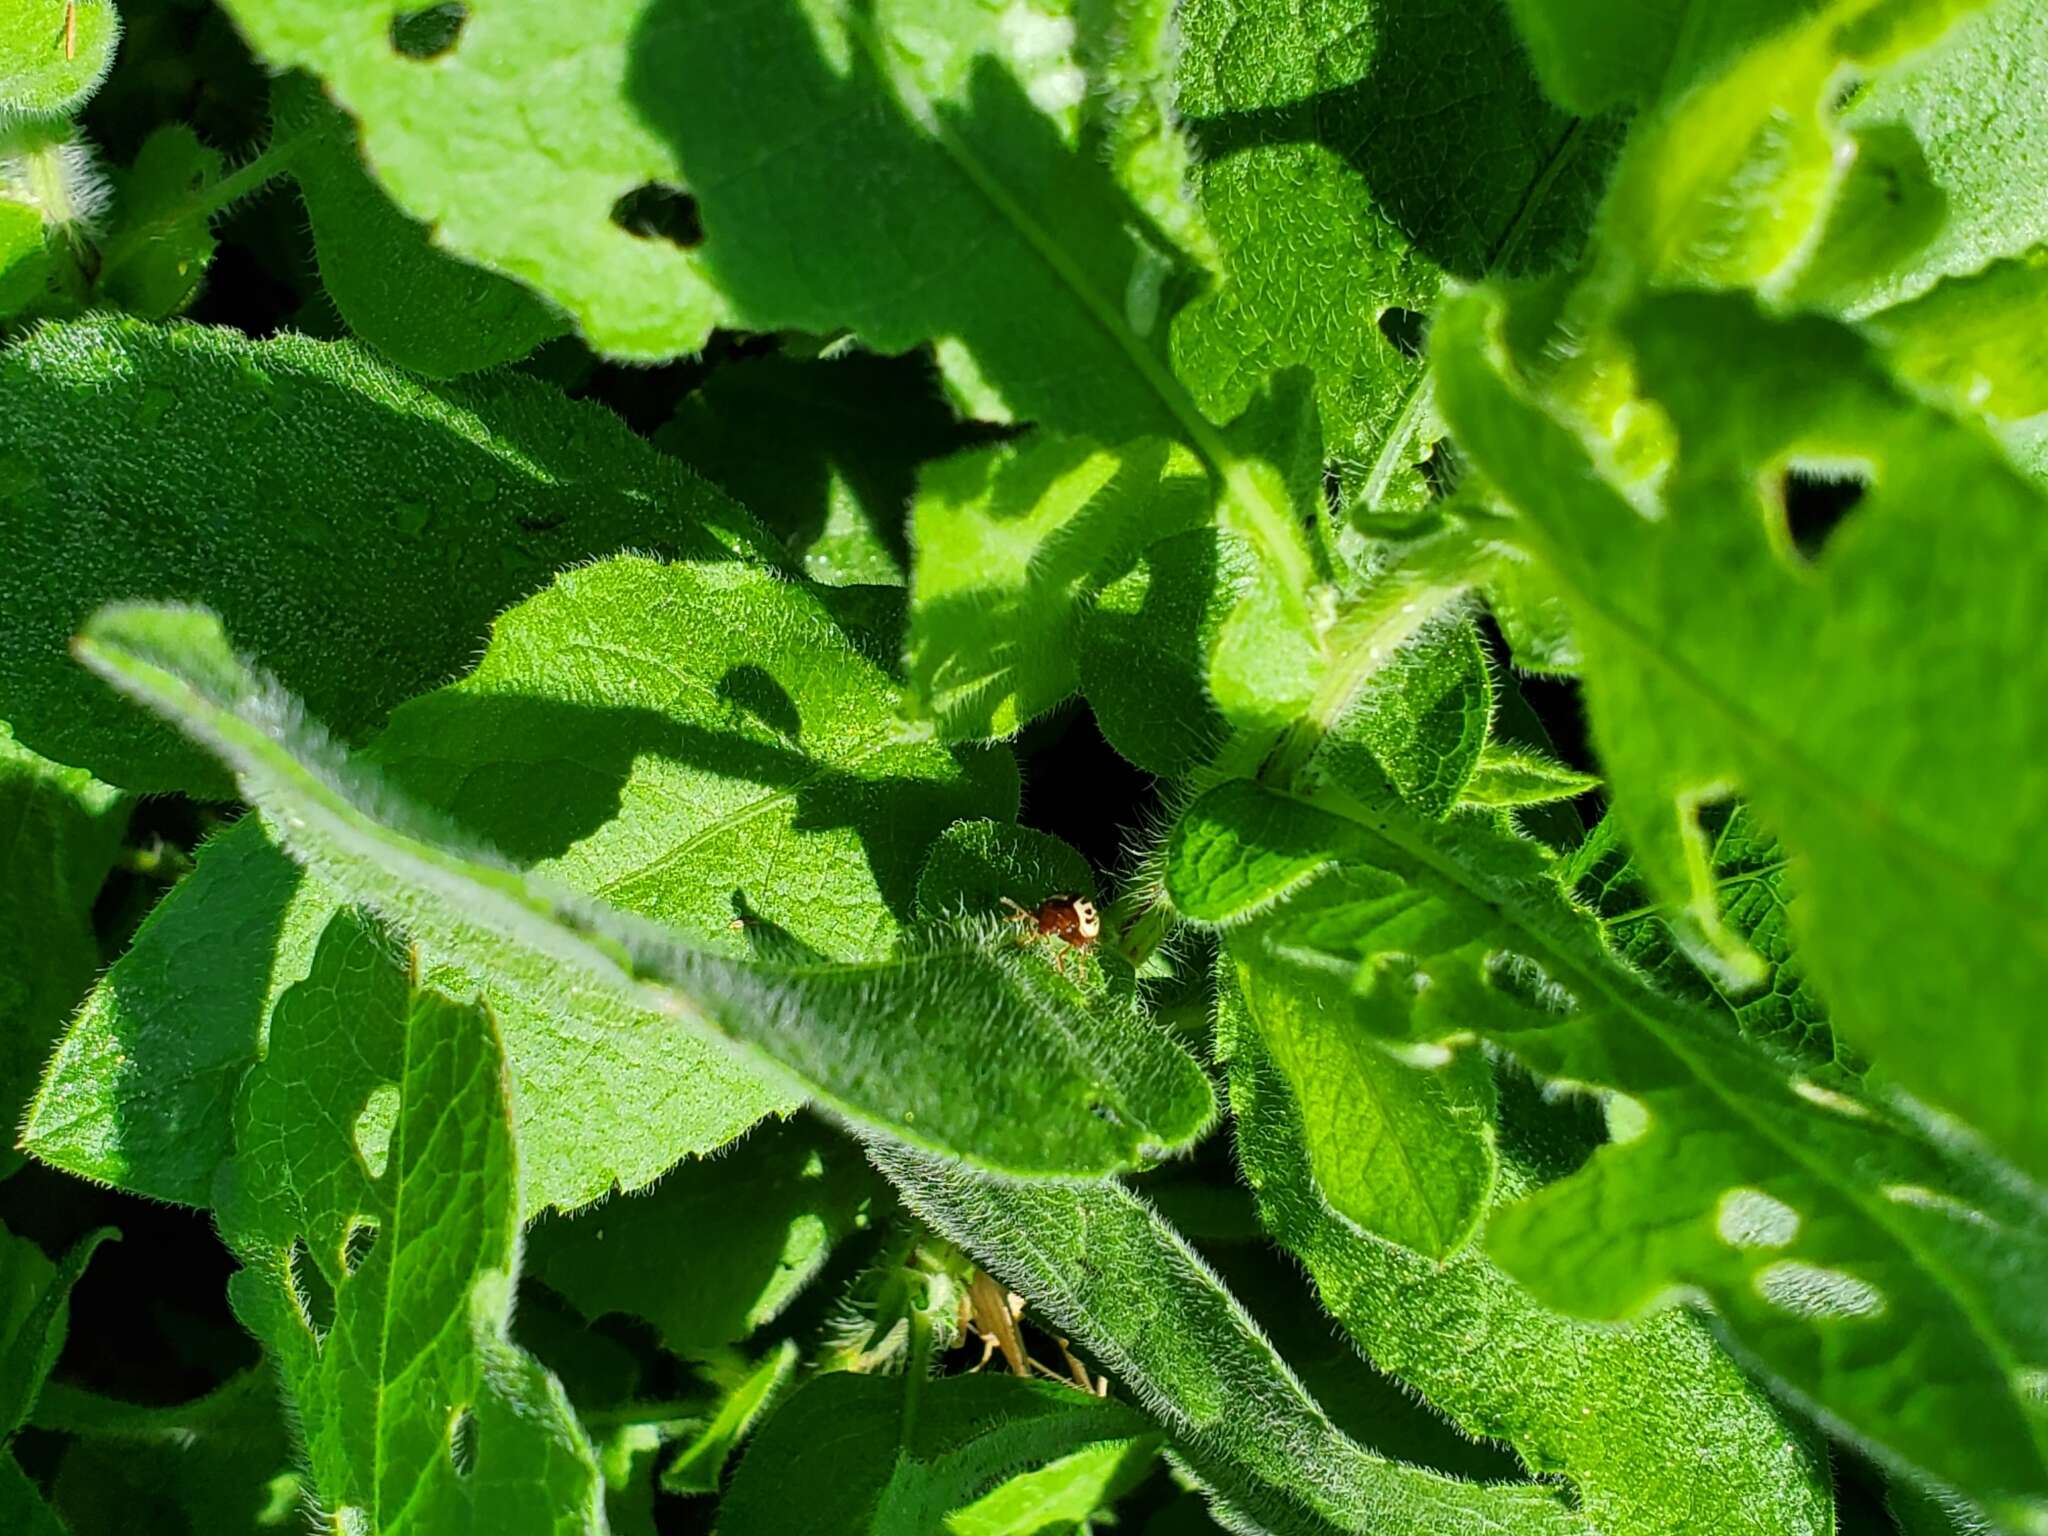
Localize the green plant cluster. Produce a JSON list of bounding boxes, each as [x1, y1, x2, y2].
[[1, 0, 2044, 1531]]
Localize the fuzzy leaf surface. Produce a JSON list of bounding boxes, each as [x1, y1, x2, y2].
[[1170, 0, 1612, 513], [1166, 774, 2048, 1522], [0, 315, 774, 792], [1220, 966, 1834, 1535], [1436, 286, 2048, 1187], [0, 723, 125, 1182], [879, 1148, 1596, 1535], [73, 602, 1215, 1177], [217, 913, 607, 1535]]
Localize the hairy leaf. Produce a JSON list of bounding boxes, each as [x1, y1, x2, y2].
[[0, 314, 776, 793], [1859, 250, 2048, 420], [879, 1148, 1596, 1535], [526, 1118, 877, 1358], [907, 433, 1185, 740], [1221, 970, 1835, 1535], [217, 914, 607, 1534], [0, 0, 117, 118], [1436, 286, 2048, 1187], [945, 1437, 1157, 1535], [0, 723, 124, 1182], [721, 1372, 1149, 1535], [657, 1341, 797, 1496], [73, 602, 1216, 1177], [211, 0, 1207, 422], [1229, 942, 1496, 1260], [1166, 774, 2048, 1521], [1460, 746, 1600, 809], [275, 73, 567, 377], [28, 542, 1013, 1210], [1171, 0, 1612, 514], [1840, 0, 2048, 310], [1565, 807, 1842, 1072]]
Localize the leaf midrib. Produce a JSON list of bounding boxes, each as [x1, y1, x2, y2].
[[1310, 783, 2044, 1466]]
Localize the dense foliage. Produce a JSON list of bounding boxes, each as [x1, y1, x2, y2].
[[2, 0, 2044, 1531]]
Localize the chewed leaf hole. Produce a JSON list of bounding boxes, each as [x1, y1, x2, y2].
[[449, 1407, 479, 1476], [354, 1083, 400, 1179], [390, 1, 467, 59], [610, 183, 704, 249], [290, 1238, 337, 1337], [1755, 1260, 1885, 1319], [1716, 1187, 1799, 1250], [342, 1218, 379, 1277], [1776, 461, 1871, 564], [1377, 307, 1428, 362]]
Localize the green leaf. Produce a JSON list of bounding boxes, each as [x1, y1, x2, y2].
[[1324, 617, 1492, 820], [1, 1222, 115, 1436], [217, 915, 608, 1535], [0, 0, 118, 118], [720, 1372, 1150, 1534], [0, 313, 778, 793], [0, 197, 53, 318], [73, 601, 1216, 1177], [1435, 284, 2048, 1187], [94, 124, 220, 319], [209, 0, 1209, 418], [1502, 0, 1808, 114], [1565, 806, 1844, 1072], [1228, 940, 1496, 1260], [1838, 0, 2048, 311], [1219, 977, 1835, 1535], [275, 73, 566, 377], [28, 543, 1014, 1210], [655, 350, 982, 588], [1460, 745, 1600, 809], [1078, 528, 1252, 779], [907, 432, 1187, 740], [656, 1341, 797, 1495], [527, 1119, 877, 1359], [1164, 774, 2048, 1522], [0, 721, 125, 1183], [38, 1372, 300, 1536], [1860, 249, 2048, 420], [944, 1437, 1157, 1535], [1170, 0, 1613, 514], [878, 1149, 1597, 1535], [1582, 0, 1994, 292]]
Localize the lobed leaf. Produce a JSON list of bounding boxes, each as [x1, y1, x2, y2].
[[1220, 971, 1836, 1535], [1166, 773, 2048, 1523], [217, 913, 607, 1535], [0, 0, 118, 119], [878, 1147, 1597, 1535], [71, 601, 1216, 1177], [1436, 285, 2048, 1189]]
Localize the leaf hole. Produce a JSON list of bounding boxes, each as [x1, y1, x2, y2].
[[389, 2, 467, 59], [354, 1083, 400, 1180], [448, 1407, 479, 1476], [610, 183, 704, 249], [1754, 1260, 1885, 1319], [342, 1218, 379, 1277], [1776, 461, 1871, 565], [290, 1238, 337, 1338], [1376, 307, 1428, 362]]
